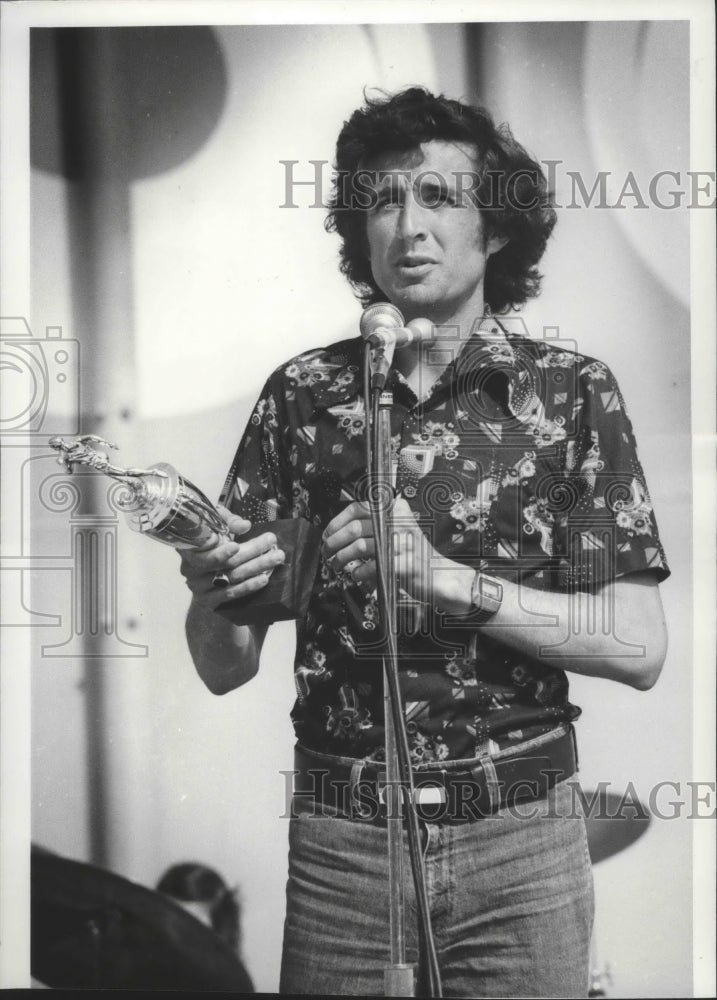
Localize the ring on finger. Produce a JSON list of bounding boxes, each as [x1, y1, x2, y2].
[[212, 572, 230, 589], [346, 558, 369, 579]]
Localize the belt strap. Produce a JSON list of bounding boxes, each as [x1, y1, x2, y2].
[[292, 728, 577, 824]]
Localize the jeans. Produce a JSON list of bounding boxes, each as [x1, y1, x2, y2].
[[279, 779, 594, 997]]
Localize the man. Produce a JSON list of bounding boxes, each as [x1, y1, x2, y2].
[[180, 88, 669, 997]]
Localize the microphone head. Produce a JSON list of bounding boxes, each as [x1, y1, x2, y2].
[[360, 302, 405, 340], [405, 317, 434, 344]]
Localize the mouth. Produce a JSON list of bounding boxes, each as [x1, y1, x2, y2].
[[396, 255, 436, 268], [395, 256, 437, 277]]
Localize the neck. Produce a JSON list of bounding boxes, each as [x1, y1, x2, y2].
[[394, 297, 494, 390], [402, 287, 490, 335]]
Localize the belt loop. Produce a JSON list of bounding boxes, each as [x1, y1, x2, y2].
[[349, 760, 365, 819], [474, 754, 502, 811], [569, 723, 580, 772]]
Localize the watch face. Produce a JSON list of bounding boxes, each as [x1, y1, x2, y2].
[[473, 573, 503, 619], [480, 576, 504, 610]]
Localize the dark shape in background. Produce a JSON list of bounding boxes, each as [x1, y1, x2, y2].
[[31, 26, 228, 180], [32, 844, 254, 990], [582, 789, 651, 865]]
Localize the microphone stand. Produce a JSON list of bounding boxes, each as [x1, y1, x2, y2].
[[363, 342, 442, 998], [374, 385, 413, 997]]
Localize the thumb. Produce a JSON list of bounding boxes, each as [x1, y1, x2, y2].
[[216, 503, 252, 538]]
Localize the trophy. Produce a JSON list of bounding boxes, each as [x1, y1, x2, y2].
[[49, 435, 229, 549], [48, 435, 320, 625]]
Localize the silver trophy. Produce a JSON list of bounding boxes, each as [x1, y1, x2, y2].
[[49, 435, 322, 620], [49, 435, 230, 557]]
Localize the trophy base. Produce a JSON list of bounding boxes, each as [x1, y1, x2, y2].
[[215, 518, 321, 626]]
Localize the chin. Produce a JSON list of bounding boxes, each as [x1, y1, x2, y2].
[[390, 286, 437, 317]]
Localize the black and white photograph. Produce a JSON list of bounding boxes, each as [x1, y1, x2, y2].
[[0, 1, 714, 996]]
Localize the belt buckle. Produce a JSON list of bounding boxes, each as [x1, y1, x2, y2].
[[377, 778, 448, 821], [413, 782, 448, 822], [413, 783, 447, 809]]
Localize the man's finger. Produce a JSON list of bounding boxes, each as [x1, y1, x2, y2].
[[217, 504, 252, 537], [225, 532, 278, 568], [322, 501, 371, 541], [180, 540, 241, 576], [206, 569, 273, 605], [327, 535, 377, 569], [322, 519, 375, 560], [225, 547, 285, 585], [349, 558, 377, 588]]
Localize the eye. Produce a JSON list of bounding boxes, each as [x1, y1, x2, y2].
[[375, 189, 402, 210], [417, 182, 453, 208]]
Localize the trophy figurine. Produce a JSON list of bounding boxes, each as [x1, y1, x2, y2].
[[49, 435, 230, 552], [48, 435, 320, 624]]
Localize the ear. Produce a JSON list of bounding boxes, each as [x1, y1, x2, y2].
[[486, 233, 509, 257]]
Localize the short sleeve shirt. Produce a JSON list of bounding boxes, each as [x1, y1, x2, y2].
[[219, 321, 669, 764]]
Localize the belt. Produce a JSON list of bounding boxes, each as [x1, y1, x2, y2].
[[292, 726, 577, 825]]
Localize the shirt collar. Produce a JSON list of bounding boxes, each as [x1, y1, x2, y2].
[[414, 319, 544, 418], [305, 321, 544, 418]]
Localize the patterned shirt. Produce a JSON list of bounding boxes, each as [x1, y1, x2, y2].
[[219, 319, 669, 763]]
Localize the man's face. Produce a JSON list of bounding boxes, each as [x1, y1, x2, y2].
[[363, 140, 505, 324]]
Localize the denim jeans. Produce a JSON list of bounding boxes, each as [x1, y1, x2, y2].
[[279, 779, 594, 998]]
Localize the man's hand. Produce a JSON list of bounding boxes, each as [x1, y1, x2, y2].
[[180, 504, 286, 610], [321, 497, 473, 614]]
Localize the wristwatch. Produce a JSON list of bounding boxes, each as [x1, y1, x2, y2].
[[468, 569, 503, 624]]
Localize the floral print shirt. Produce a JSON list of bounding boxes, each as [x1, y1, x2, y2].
[[219, 320, 669, 763]]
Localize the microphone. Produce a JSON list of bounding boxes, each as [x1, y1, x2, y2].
[[360, 303, 433, 389], [360, 303, 433, 348]]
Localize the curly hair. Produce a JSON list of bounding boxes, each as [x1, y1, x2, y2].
[[325, 87, 557, 315]]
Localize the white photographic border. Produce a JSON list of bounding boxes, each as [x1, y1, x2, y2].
[[1, 0, 714, 993]]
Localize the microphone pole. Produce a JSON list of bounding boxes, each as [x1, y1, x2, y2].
[[361, 302, 411, 995], [360, 305, 441, 997], [375, 387, 410, 997]]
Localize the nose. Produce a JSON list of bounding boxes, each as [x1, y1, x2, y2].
[[397, 190, 427, 242]]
